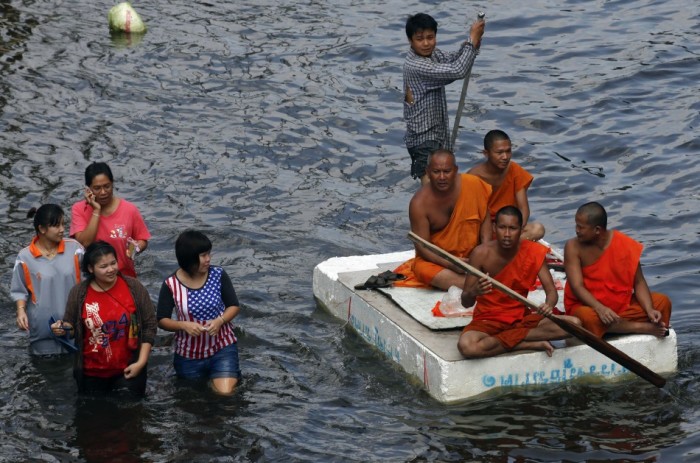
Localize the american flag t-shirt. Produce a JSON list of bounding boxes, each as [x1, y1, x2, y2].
[[164, 266, 237, 359]]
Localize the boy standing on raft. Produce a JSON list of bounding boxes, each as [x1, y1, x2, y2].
[[458, 206, 579, 358], [564, 202, 672, 338], [403, 13, 485, 184]]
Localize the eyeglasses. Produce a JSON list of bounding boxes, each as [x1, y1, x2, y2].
[[90, 183, 113, 194]]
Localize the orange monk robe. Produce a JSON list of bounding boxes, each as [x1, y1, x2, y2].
[[462, 240, 549, 350], [487, 161, 533, 219], [564, 230, 672, 337], [394, 174, 491, 288]]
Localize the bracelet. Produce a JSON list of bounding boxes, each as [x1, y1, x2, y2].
[[219, 315, 226, 324], [92, 212, 100, 217], [17, 305, 26, 311]]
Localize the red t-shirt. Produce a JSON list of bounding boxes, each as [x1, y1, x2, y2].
[[82, 277, 137, 377]]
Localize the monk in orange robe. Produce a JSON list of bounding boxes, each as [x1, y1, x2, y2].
[[564, 201, 671, 338], [468, 129, 545, 241], [394, 149, 491, 290], [458, 206, 580, 358]]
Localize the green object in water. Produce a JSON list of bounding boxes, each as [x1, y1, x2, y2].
[[108, 2, 147, 34]]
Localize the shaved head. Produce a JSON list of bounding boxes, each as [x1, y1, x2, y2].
[[425, 148, 457, 172], [577, 201, 607, 229], [484, 129, 511, 151], [495, 205, 523, 227], [427, 149, 456, 167]]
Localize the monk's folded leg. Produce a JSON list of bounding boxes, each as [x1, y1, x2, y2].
[[651, 292, 672, 326], [494, 316, 556, 356], [570, 305, 607, 337], [617, 293, 672, 337], [414, 258, 465, 290], [525, 314, 579, 341], [522, 222, 545, 241], [459, 320, 510, 358]]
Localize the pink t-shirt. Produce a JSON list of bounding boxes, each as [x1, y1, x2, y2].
[[70, 198, 151, 278]]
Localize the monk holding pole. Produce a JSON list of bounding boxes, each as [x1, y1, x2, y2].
[[458, 206, 581, 358]]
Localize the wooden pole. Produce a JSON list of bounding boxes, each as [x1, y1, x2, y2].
[[408, 231, 666, 388], [450, 12, 485, 150]]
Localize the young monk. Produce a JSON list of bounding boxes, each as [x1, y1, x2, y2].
[[403, 13, 485, 184], [458, 206, 580, 358], [468, 129, 545, 241], [564, 202, 671, 338]]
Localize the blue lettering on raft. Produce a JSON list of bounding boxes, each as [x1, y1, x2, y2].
[[481, 358, 630, 388], [348, 314, 400, 362]]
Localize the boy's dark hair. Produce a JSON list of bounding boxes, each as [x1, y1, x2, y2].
[[85, 162, 114, 186], [484, 129, 511, 151], [406, 13, 438, 40], [175, 230, 213, 276], [495, 205, 523, 227]]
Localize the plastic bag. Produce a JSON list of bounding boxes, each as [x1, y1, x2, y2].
[[440, 286, 473, 316], [108, 2, 147, 34]]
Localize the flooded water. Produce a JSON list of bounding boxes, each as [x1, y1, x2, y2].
[[1, 0, 698, 461]]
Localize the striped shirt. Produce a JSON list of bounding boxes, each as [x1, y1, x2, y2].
[[403, 41, 479, 151], [157, 266, 239, 359]]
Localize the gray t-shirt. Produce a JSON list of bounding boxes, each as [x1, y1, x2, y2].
[[10, 238, 84, 355]]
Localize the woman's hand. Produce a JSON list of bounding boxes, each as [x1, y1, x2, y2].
[[180, 321, 207, 337], [84, 188, 101, 211], [124, 360, 146, 379], [51, 320, 74, 337], [16, 307, 29, 331], [124, 342, 152, 379], [204, 316, 226, 337]]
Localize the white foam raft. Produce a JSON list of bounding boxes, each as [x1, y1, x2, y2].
[[313, 250, 678, 404]]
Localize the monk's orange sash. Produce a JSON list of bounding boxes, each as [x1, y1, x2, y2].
[[564, 230, 643, 314], [472, 240, 548, 324], [394, 174, 491, 287], [487, 161, 533, 219]]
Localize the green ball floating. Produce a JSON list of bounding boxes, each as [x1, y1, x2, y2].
[[108, 2, 147, 34]]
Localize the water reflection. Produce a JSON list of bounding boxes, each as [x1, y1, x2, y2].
[[73, 397, 158, 462], [0, 0, 699, 460], [109, 32, 145, 49]]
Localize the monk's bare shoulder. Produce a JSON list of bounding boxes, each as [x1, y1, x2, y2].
[[468, 242, 488, 261], [409, 185, 430, 208], [408, 185, 434, 221], [564, 238, 581, 261], [467, 163, 486, 177], [564, 237, 579, 250], [468, 240, 496, 264]]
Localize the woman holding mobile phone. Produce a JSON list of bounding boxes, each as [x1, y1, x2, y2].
[[70, 162, 151, 278]]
